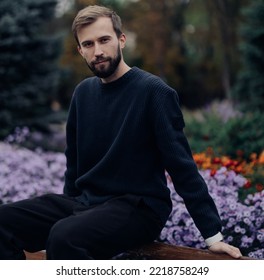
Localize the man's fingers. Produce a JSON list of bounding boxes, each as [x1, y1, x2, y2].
[[224, 245, 242, 258], [209, 242, 242, 258]]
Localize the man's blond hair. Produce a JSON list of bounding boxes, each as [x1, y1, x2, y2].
[[72, 5, 123, 45]]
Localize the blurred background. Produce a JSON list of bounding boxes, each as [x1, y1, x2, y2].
[[0, 0, 263, 156]]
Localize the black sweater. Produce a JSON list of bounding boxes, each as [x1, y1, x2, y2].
[[64, 67, 222, 239]]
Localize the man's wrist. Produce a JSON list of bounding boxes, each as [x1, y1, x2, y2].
[[205, 232, 223, 247]]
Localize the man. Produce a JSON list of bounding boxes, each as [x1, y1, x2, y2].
[[0, 5, 242, 260]]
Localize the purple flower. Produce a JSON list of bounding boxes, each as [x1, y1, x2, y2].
[[0, 143, 65, 204], [161, 170, 264, 259]]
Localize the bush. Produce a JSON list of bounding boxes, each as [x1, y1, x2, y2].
[[218, 110, 264, 159], [183, 102, 264, 159], [183, 110, 223, 153]]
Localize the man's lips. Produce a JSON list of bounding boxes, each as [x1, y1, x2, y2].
[[93, 59, 109, 65]]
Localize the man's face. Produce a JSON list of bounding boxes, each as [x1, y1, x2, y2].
[[77, 17, 125, 80], [86, 43, 122, 79]]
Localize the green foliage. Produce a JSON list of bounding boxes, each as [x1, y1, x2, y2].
[[219, 111, 264, 159], [184, 108, 264, 159], [0, 0, 62, 138], [232, 0, 264, 111], [183, 110, 225, 154]]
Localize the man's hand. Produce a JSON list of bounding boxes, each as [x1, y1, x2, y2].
[[208, 241, 242, 258]]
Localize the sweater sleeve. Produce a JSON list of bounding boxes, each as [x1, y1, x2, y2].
[[152, 88, 222, 239], [63, 93, 81, 196]]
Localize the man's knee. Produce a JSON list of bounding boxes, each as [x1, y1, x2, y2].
[[46, 219, 94, 259], [47, 219, 69, 247]]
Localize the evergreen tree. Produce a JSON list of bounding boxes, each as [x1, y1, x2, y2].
[[232, 0, 264, 111], [0, 0, 62, 138]]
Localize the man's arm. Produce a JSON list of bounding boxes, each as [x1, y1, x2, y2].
[[151, 87, 241, 258], [63, 93, 81, 197]]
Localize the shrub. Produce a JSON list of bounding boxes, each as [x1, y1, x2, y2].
[[183, 103, 264, 159], [218, 111, 264, 159]]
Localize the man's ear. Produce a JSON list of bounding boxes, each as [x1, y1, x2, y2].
[[119, 33, 126, 49], [77, 45, 84, 58]]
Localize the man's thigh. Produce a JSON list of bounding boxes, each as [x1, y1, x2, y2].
[[0, 193, 83, 252], [50, 194, 163, 259]]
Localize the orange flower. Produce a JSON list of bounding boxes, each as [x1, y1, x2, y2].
[[235, 166, 243, 174], [210, 169, 217, 176], [223, 160, 233, 168], [258, 151, 264, 164], [250, 153, 257, 161]]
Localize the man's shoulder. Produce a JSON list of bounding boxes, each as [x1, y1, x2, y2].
[[134, 67, 176, 96], [70, 77, 99, 103], [134, 67, 162, 84]]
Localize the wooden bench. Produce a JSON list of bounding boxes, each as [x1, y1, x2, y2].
[[25, 250, 46, 260], [25, 242, 251, 260]]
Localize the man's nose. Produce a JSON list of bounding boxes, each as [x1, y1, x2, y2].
[[94, 43, 103, 57]]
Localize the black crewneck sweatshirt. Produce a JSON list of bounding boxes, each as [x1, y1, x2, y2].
[[64, 67, 222, 239]]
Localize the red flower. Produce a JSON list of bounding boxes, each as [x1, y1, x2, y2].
[[256, 184, 264, 192], [212, 157, 222, 164], [244, 180, 252, 189], [236, 150, 244, 157]]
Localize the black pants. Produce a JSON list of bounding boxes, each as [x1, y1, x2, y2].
[[0, 193, 163, 260]]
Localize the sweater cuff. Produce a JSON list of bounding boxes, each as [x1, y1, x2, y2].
[[205, 232, 223, 247]]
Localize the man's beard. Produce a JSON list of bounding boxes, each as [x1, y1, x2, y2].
[[87, 46, 122, 79]]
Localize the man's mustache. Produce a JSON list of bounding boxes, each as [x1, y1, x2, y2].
[[92, 57, 110, 65]]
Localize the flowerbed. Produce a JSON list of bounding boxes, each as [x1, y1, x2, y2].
[[160, 170, 264, 259], [0, 143, 64, 204], [0, 142, 263, 259], [193, 148, 264, 199]]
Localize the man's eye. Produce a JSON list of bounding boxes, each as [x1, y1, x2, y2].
[[83, 42, 93, 48], [101, 38, 110, 43]]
